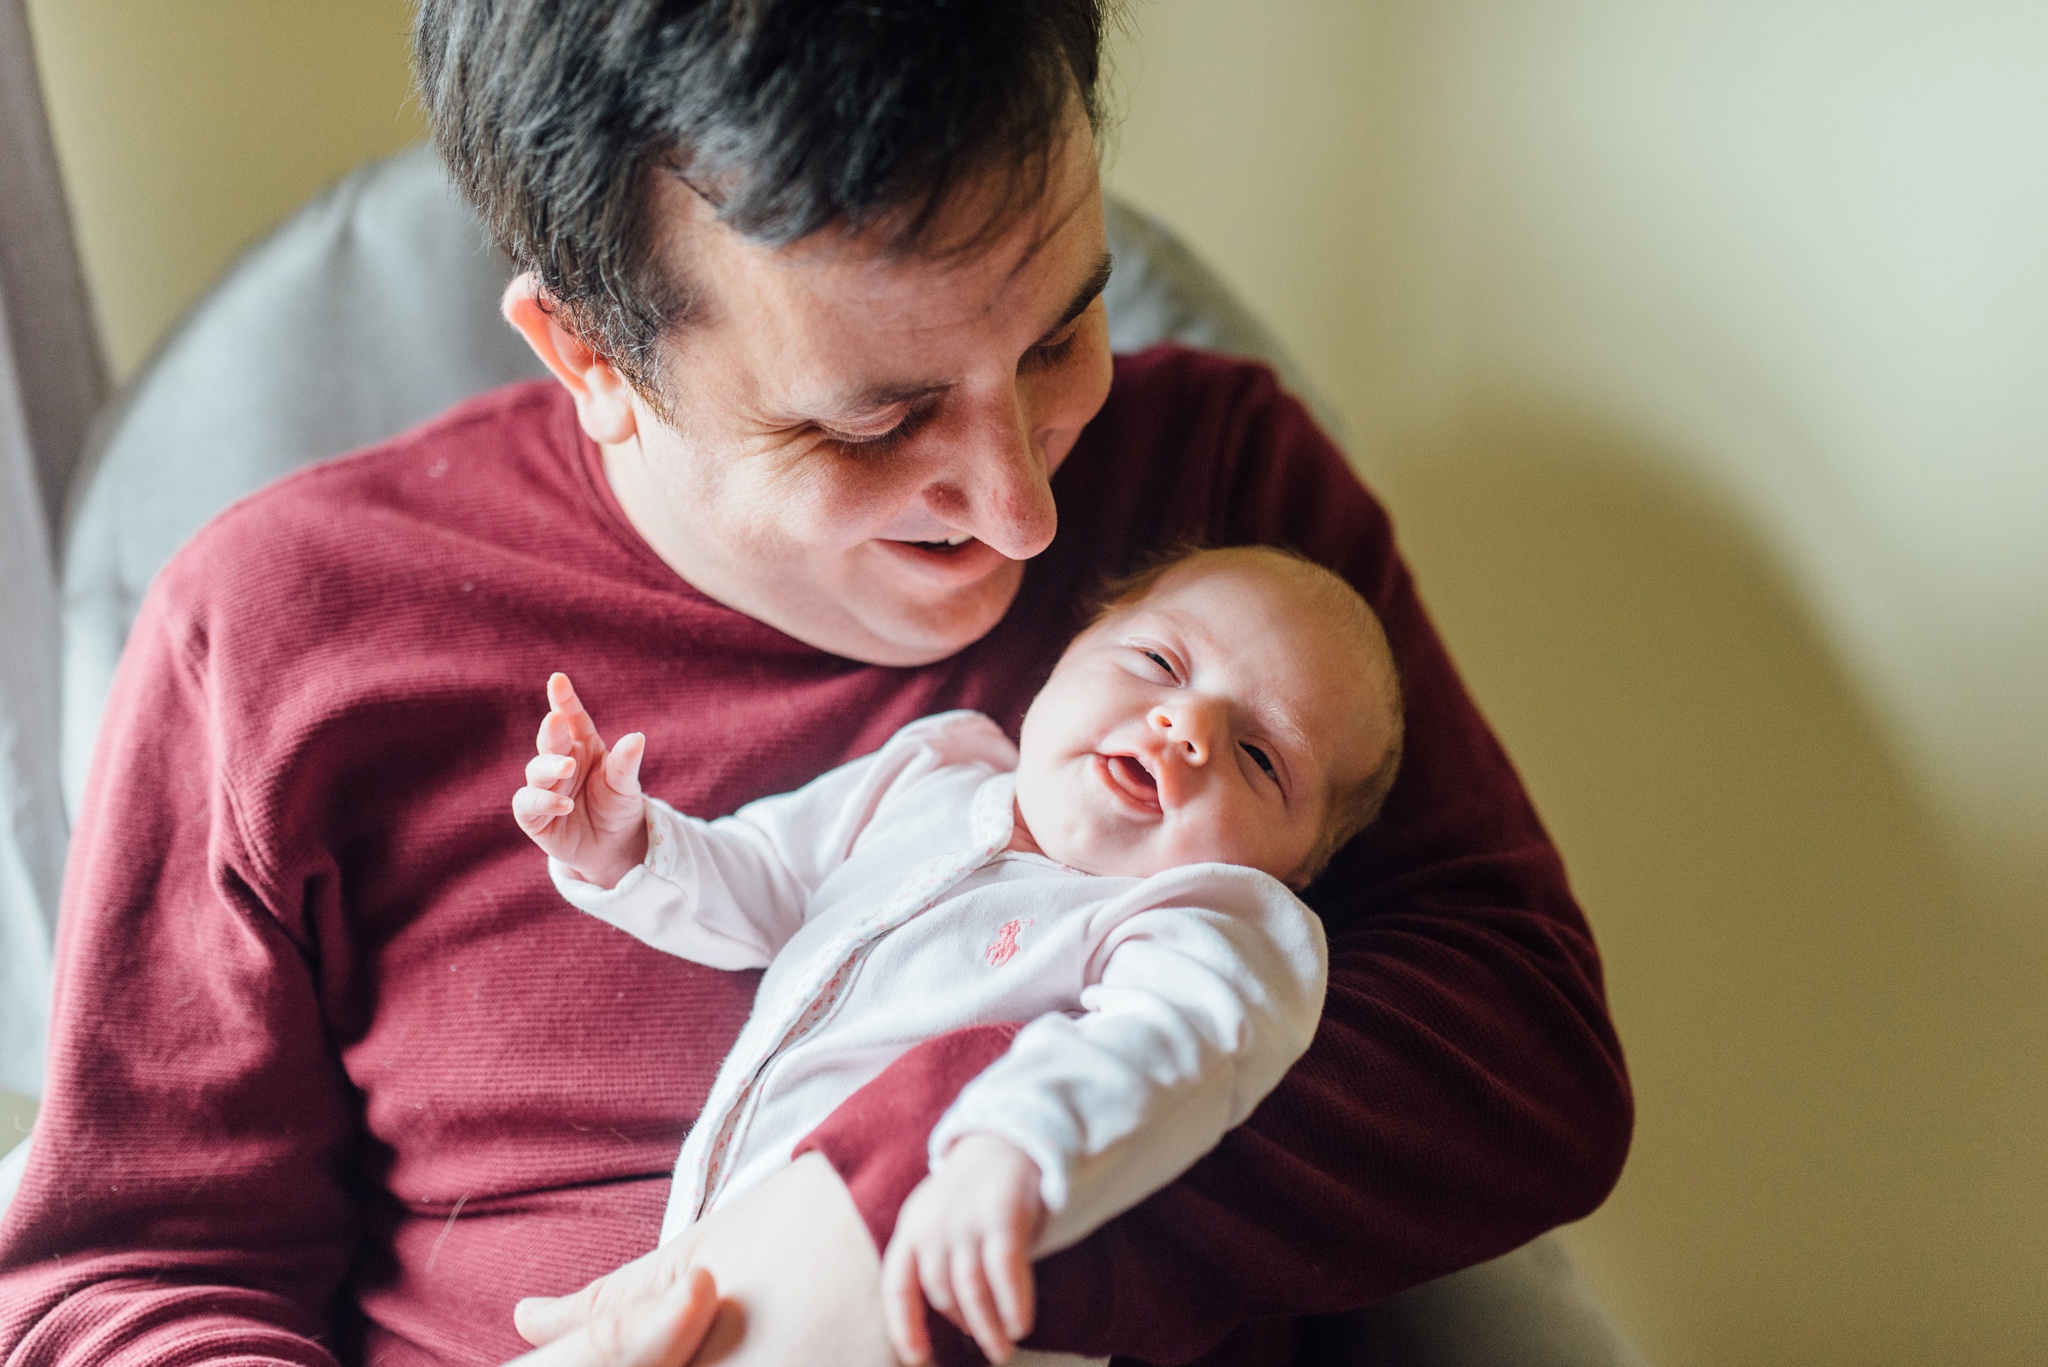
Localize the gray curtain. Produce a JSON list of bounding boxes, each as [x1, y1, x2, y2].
[[0, 0, 104, 1099]]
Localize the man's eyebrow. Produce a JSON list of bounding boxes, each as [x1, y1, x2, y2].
[[1043, 250, 1115, 340]]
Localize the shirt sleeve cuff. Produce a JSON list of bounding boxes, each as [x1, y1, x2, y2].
[[546, 854, 653, 908], [789, 1021, 1025, 1252], [546, 801, 674, 907], [929, 1095, 1074, 1230]]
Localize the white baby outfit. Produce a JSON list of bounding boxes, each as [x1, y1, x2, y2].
[[551, 709, 1327, 1288]]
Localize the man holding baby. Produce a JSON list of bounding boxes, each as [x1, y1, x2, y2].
[[0, 4, 1631, 1367]]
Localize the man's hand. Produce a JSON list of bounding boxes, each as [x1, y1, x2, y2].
[[882, 1133, 1046, 1366], [512, 672, 648, 888], [510, 1266, 719, 1367], [517, 1152, 897, 1367]]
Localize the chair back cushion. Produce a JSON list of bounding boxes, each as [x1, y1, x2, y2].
[[60, 144, 1323, 816]]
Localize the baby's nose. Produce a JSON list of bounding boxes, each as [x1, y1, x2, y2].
[[1147, 704, 1213, 765]]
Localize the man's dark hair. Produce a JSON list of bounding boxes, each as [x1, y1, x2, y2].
[[415, 0, 1115, 391]]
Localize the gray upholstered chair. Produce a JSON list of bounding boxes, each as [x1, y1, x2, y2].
[[36, 145, 1647, 1367]]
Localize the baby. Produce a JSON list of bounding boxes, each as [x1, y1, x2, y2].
[[512, 546, 1404, 1365]]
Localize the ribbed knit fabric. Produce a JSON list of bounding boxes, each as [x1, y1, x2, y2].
[[0, 347, 1630, 1367]]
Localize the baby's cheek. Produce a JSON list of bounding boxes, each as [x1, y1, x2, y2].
[[1230, 816, 1302, 881]]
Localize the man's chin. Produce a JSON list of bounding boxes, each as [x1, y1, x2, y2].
[[828, 561, 1026, 667]]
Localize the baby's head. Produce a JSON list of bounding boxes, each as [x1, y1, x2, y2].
[[1015, 546, 1404, 890]]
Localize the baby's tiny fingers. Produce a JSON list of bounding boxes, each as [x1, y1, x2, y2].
[[881, 1243, 930, 1367], [514, 785, 574, 833], [527, 752, 577, 788], [984, 1234, 1032, 1342], [952, 1243, 1012, 1363], [548, 673, 604, 744], [546, 671, 582, 718], [916, 1242, 958, 1326], [604, 733, 646, 798]]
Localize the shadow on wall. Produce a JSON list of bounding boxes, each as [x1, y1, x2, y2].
[[1373, 409, 2048, 1367], [0, 1092, 31, 1160]]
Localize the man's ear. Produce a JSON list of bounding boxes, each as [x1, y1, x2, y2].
[[502, 272, 640, 445]]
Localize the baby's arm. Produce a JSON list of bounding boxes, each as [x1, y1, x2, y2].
[[883, 1133, 1045, 1365], [883, 869, 1328, 1363], [519, 695, 1004, 972], [513, 671, 800, 968], [513, 672, 649, 888], [947, 870, 1327, 1249]]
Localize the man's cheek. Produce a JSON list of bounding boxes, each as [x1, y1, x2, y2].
[[791, 462, 925, 541]]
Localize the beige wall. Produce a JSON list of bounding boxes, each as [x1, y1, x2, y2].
[[25, 0, 425, 378], [1103, 4, 2048, 1366], [3, 0, 428, 1158], [21, 3, 2048, 1365]]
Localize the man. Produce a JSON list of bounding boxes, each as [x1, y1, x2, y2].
[[0, 4, 1631, 1366]]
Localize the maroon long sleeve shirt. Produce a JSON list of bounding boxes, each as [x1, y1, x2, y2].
[[0, 347, 1630, 1367]]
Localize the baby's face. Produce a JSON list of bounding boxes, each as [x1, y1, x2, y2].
[[1014, 556, 1389, 888]]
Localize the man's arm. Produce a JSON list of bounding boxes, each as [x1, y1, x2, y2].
[[0, 591, 360, 1367], [1, 578, 746, 1367]]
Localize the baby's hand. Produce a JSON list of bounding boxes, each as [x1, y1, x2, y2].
[[881, 1133, 1046, 1366], [512, 672, 649, 889]]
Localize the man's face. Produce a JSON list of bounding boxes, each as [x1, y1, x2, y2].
[[595, 111, 1114, 666], [1013, 555, 1391, 888]]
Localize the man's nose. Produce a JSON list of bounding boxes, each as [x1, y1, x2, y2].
[[924, 393, 1058, 561], [1148, 699, 1223, 766]]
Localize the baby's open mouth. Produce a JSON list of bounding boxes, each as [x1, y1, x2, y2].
[[1102, 753, 1161, 811], [897, 532, 975, 551]]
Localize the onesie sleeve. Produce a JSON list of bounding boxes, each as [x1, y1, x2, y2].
[[551, 710, 1012, 967], [548, 796, 804, 970], [925, 868, 1327, 1254]]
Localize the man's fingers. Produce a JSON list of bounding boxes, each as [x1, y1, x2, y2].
[[515, 1293, 577, 1348], [515, 1244, 696, 1346], [951, 1242, 1013, 1364], [515, 1282, 603, 1348], [513, 1267, 719, 1367], [512, 1270, 627, 1346]]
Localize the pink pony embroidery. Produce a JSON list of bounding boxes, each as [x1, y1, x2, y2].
[[983, 918, 1034, 967]]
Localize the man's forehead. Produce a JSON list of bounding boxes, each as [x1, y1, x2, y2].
[[732, 234, 1110, 415], [649, 103, 1108, 403]]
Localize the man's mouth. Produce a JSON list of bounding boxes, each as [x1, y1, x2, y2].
[[872, 533, 1005, 586], [896, 532, 975, 552], [1098, 753, 1161, 813]]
